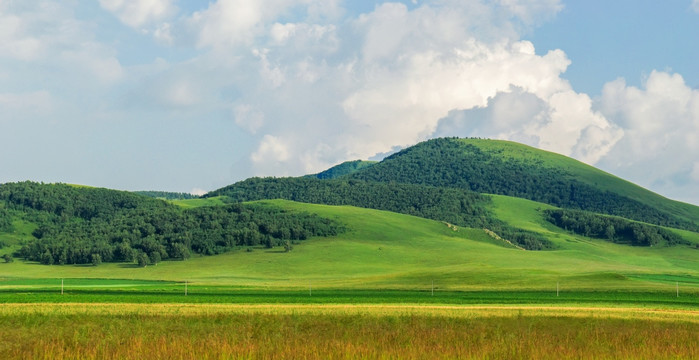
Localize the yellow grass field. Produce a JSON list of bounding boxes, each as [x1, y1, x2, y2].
[[1, 303, 697, 359]]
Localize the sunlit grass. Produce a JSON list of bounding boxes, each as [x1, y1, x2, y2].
[[1, 303, 696, 360]]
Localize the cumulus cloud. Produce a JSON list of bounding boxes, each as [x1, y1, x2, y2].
[[99, 0, 176, 29], [165, 0, 573, 174], [5, 0, 696, 204], [596, 71, 699, 203], [185, 0, 339, 49], [433, 87, 623, 164], [251, 135, 292, 174]]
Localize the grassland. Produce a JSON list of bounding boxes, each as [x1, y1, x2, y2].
[[1, 199, 697, 293], [2, 198, 698, 359], [1, 303, 697, 360]]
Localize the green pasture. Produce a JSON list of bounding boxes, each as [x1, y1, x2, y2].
[[168, 196, 228, 208], [1, 199, 697, 298]]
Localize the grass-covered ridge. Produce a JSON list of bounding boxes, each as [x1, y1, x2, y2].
[[345, 137, 699, 231], [205, 177, 554, 250]]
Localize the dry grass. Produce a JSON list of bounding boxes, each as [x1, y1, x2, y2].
[[1, 303, 697, 359]]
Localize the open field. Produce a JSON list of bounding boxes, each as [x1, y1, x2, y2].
[[2, 196, 698, 358], [2, 199, 698, 293], [2, 283, 699, 307], [1, 303, 697, 359]]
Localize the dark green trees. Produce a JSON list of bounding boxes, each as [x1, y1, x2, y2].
[[545, 209, 687, 247], [1, 182, 344, 265]]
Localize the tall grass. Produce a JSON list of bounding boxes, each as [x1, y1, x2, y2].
[[1, 304, 697, 359]]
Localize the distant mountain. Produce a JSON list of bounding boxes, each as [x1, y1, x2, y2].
[[306, 160, 377, 179]]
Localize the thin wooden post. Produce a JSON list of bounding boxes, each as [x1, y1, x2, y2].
[[431, 280, 434, 296], [61, 278, 64, 295], [556, 282, 559, 297], [676, 281, 679, 297]]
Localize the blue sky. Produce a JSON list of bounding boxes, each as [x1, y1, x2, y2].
[[1, 0, 698, 205]]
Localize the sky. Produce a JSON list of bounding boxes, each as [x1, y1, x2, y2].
[[1, 1, 698, 205]]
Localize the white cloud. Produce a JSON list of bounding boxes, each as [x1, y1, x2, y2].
[[234, 104, 265, 134], [99, 0, 176, 29], [154, 22, 174, 45], [19, 0, 699, 205], [187, 0, 308, 49], [432, 86, 623, 164], [693, 0, 699, 13], [596, 71, 699, 203], [159, 0, 568, 176], [251, 135, 291, 174], [190, 188, 208, 196], [0, 1, 124, 86], [182, 0, 344, 47], [341, 40, 574, 159]]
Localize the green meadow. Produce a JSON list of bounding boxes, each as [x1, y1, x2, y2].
[[2, 198, 697, 297]]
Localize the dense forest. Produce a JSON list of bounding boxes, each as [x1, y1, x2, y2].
[[308, 160, 377, 179], [206, 177, 554, 250], [0, 182, 343, 265], [0, 207, 12, 232], [544, 209, 688, 247], [344, 138, 699, 232]]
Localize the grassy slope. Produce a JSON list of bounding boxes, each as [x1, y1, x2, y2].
[[463, 138, 699, 223], [168, 196, 228, 208], [1, 199, 697, 292]]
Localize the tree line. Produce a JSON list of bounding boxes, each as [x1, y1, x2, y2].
[[1, 182, 343, 265], [544, 209, 688, 247], [207, 177, 554, 250]]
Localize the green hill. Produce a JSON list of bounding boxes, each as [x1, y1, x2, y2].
[[2, 137, 698, 293], [344, 138, 699, 231], [205, 177, 553, 250], [206, 137, 699, 249]]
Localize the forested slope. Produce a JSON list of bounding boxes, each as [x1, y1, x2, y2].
[[307, 160, 377, 179], [0, 182, 343, 265], [206, 177, 554, 250], [345, 138, 699, 232]]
